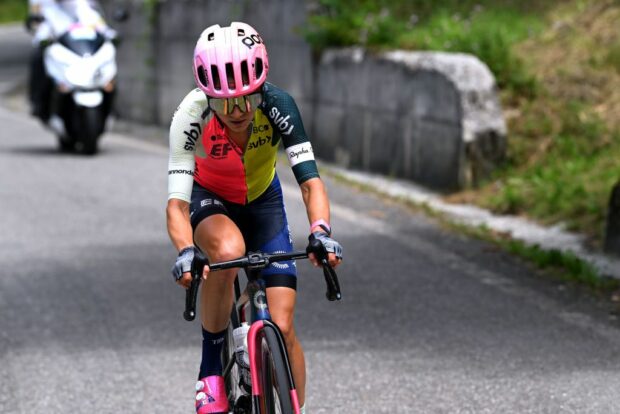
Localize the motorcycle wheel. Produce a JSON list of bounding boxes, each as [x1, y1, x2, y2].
[[73, 106, 104, 155], [57, 135, 75, 152]]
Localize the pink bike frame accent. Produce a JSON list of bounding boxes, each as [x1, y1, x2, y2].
[[291, 390, 301, 414], [248, 320, 264, 397]]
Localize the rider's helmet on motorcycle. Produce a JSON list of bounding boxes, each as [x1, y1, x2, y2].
[[27, 0, 118, 42], [192, 22, 269, 99]]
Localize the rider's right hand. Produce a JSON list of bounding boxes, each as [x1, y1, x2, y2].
[[172, 246, 209, 289]]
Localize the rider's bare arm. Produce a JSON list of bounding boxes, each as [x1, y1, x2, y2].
[[300, 177, 330, 232], [166, 199, 193, 251]]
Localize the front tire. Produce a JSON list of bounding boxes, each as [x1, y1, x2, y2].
[[57, 134, 75, 152], [73, 106, 104, 155], [259, 327, 295, 414]]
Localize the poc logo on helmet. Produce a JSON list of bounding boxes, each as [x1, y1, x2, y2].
[[241, 34, 263, 50]]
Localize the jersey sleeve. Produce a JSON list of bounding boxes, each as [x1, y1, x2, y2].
[[262, 83, 320, 184], [167, 89, 209, 202]]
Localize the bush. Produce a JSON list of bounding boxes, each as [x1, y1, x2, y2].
[[398, 9, 541, 97], [484, 102, 620, 237], [304, 2, 542, 98], [304, 0, 406, 49]]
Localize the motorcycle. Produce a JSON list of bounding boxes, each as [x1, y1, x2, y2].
[[42, 23, 117, 154]]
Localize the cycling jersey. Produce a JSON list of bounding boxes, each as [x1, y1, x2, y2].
[[168, 82, 319, 204]]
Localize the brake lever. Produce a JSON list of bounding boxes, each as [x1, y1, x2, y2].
[[307, 238, 342, 301], [184, 251, 207, 321], [321, 259, 341, 301]]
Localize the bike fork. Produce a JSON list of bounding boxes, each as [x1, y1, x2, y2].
[[247, 320, 301, 414]]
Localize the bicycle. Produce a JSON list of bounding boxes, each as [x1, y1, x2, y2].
[[183, 238, 342, 414]]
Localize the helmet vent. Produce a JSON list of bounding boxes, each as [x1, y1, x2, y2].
[[241, 60, 250, 86], [197, 65, 208, 88], [225, 63, 235, 89], [255, 58, 264, 79], [207, 32, 215, 41], [237, 28, 245, 37], [210, 65, 221, 90]]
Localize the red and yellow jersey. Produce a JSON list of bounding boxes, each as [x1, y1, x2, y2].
[[168, 83, 319, 204]]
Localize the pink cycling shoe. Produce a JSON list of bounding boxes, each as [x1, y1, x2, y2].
[[195, 375, 229, 414]]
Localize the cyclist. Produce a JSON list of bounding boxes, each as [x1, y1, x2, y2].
[[166, 22, 343, 414], [26, 0, 117, 119]]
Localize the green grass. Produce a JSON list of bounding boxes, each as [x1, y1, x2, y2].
[[479, 101, 620, 240], [396, 9, 542, 97], [304, 0, 544, 97], [0, 0, 27, 24], [605, 40, 620, 74]]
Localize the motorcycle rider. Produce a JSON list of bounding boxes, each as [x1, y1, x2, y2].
[[26, 0, 117, 120]]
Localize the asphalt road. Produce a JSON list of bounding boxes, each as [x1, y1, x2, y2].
[[3, 24, 620, 414]]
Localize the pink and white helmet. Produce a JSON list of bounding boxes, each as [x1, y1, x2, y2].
[[193, 22, 269, 98]]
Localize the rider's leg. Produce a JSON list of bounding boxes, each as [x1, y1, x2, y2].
[[195, 213, 244, 330], [192, 214, 244, 413], [194, 213, 245, 369], [266, 286, 306, 407]]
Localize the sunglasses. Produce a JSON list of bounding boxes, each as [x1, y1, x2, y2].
[[208, 92, 263, 115]]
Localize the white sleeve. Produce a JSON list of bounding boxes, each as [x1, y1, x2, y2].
[[167, 89, 208, 203]]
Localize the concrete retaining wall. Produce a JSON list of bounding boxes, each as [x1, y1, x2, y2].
[[313, 48, 507, 191]]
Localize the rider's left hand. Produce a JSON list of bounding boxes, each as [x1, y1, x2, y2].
[[307, 231, 343, 268]]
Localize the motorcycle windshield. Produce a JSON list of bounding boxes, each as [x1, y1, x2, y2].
[[58, 30, 105, 57]]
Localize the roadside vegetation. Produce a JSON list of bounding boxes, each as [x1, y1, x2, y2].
[[304, 0, 620, 247], [0, 0, 27, 24]]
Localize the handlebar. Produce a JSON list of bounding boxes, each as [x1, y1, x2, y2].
[[183, 241, 341, 321]]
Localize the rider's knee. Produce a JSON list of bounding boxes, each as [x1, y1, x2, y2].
[[204, 238, 245, 263]]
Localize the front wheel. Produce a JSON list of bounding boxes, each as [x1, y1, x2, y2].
[[57, 134, 75, 152], [258, 327, 295, 414], [72, 106, 104, 155]]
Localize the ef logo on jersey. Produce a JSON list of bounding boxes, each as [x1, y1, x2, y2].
[[207, 134, 233, 159], [210, 143, 233, 159]]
